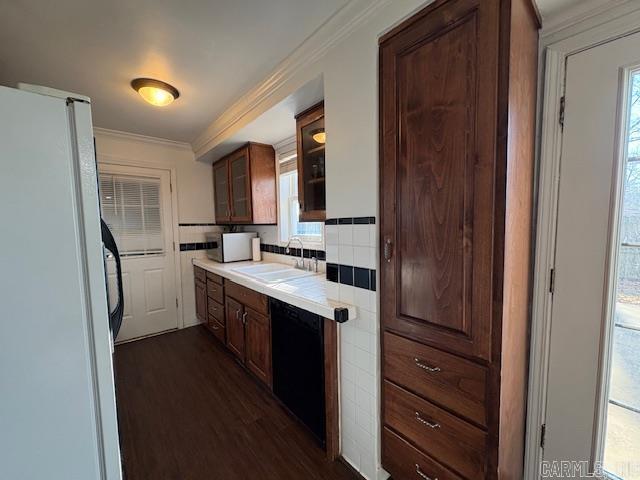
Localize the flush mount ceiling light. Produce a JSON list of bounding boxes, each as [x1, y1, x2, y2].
[[311, 128, 326, 144], [131, 78, 179, 107]]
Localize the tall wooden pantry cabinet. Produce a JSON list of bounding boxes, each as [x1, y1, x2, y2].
[[379, 0, 539, 478]]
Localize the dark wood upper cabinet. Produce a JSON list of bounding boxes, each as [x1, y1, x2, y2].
[[380, 0, 539, 478], [212, 142, 277, 224], [295, 102, 325, 222], [213, 158, 231, 223]]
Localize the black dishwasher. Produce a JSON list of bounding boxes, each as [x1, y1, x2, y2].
[[271, 298, 326, 447]]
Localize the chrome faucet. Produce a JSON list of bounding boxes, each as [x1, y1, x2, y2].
[[285, 237, 305, 270]]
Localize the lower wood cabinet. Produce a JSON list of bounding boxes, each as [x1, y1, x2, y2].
[[225, 296, 246, 359], [225, 281, 272, 388], [194, 267, 207, 323], [245, 307, 272, 387]]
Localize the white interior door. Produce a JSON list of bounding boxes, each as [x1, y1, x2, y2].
[[99, 164, 178, 342], [544, 31, 640, 479]]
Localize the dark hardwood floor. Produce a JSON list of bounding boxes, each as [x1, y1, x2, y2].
[[114, 326, 358, 480]]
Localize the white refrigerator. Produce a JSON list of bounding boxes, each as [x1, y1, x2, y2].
[[0, 84, 122, 479]]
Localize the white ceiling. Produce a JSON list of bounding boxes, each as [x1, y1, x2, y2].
[[0, 0, 610, 144], [0, 0, 347, 143]]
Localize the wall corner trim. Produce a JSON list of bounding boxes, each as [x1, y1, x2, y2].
[[93, 127, 193, 151]]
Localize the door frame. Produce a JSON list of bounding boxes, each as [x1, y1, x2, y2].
[[96, 153, 184, 331], [525, 3, 640, 478]]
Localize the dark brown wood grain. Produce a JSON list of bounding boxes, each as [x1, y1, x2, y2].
[[249, 143, 278, 224], [324, 319, 339, 461], [114, 327, 357, 480], [213, 158, 231, 223], [206, 271, 224, 285], [207, 298, 225, 324], [225, 296, 245, 360], [379, 0, 539, 478], [384, 331, 487, 427], [225, 280, 269, 315], [384, 381, 486, 479], [206, 279, 224, 304], [245, 307, 272, 388], [194, 266, 206, 283], [207, 314, 226, 343], [383, 427, 464, 480], [295, 102, 326, 222], [212, 142, 277, 225], [195, 279, 207, 323]]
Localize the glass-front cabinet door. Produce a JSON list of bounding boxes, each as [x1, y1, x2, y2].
[[213, 159, 230, 223], [229, 148, 252, 223], [296, 102, 326, 222]]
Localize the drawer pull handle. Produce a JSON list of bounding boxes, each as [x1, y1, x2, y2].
[[414, 358, 441, 373], [415, 464, 436, 480], [211, 323, 219, 330], [415, 412, 440, 429]]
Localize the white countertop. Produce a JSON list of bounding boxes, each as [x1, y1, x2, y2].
[[192, 258, 356, 322]]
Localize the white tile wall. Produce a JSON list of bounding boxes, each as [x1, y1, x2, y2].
[[325, 220, 384, 480]]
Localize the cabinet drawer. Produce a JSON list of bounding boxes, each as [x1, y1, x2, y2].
[[384, 381, 486, 479], [206, 271, 223, 285], [225, 281, 268, 315], [383, 427, 463, 480], [194, 266, 206, 283], [207, 280, 224, 304], [207, 299, 225, 324], [384, 332, 487, 427], [207, 314, 225, 343]]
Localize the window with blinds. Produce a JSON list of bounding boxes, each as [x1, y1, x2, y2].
[[99, 174, 164, 256]]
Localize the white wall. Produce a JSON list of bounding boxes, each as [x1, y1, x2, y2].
[[94, 128, 216, 329]]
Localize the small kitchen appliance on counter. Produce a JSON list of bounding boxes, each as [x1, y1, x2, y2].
[[205, 232, 257, 262]]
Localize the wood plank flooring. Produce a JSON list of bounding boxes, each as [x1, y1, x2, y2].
[[114, 326, 358, 480]]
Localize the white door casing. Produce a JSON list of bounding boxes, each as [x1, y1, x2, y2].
[[525, 5, 640, 479], [99, 164, 179, 342]]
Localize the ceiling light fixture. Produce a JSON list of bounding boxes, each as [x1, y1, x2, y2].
[[311, 129, 326, 144], [131, 78, 179, 107]]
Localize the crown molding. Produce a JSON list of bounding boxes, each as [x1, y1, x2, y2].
[[93, 127, 192, 150], [192, 0, 391, 159], [541, 0, 637, 40]]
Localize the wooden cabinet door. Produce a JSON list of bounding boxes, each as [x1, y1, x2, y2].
[[295, 102, 326, 222], [245, 307, 272, 387], [228, 148, 252, 223], [195, 280, 207, 323], [225, 296, 245, 360], [213, 159, 231, 223], [380, 0, 497, 361]]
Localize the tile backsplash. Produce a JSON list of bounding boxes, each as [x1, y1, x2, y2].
[[326, 217, 382, 480]]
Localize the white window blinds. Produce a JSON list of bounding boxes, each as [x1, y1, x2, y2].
[[99, 174, 164, 256]]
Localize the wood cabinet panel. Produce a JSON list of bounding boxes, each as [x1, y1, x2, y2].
[[384, 381, 486, 479], [295, 102, 325, 222], [206, 271, 223, 285], [212, 143, 276, 225], [380, 0, 539, 477], [225, 296, 245, 360], [245, 307, 272, 388], [206, 280, 224, 305], [225, 281, 268, 315], [195, 280, 207, 323], [208, 314, 225, 344], [381, 0, 492, 361], [383, 427, 464, 480], [213, 159, 231, 223], [384, 332, 487, 427], [207, 299, 225, 324], [194, 266, 206, 283]]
